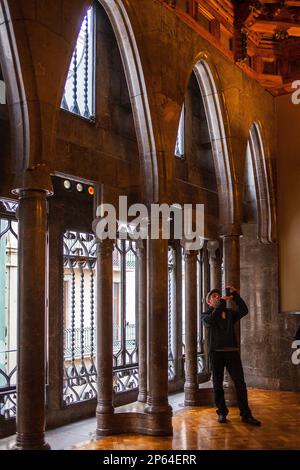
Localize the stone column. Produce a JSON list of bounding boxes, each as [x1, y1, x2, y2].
[[201, 242, 210, 302], [222, 232, 240, 292], [96, 238, 115, 435], [145, 233, 172, 433], [207, 240, 221, 291], [137, 239, 147, 403], [16, 190, 50, 450], [221, 226, 242, 403], [183, 247, 198, 405]]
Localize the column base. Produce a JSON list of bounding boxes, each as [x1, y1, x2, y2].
[[15, 433, 51, 450], [184, 387, 215, 406], [96, 409, 115, 436], [137, 392, 147, 403], [184, 385, 199, 406], [96, 404, 173, 437]]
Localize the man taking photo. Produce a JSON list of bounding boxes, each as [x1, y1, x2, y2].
[[202, 286, 261, 426]]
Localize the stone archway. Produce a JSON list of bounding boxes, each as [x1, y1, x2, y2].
[[248, 122, 277, 244], [98, 0, 159, 204], [0, 1, 31, 177], [240, 121, 278, 390], [193, 57, 236, 228]]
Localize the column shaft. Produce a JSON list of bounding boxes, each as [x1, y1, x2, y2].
[[207, 241, 221, 291], [184, 249, 198, 405], [222, 235, 240, 290], [146, 237, 171, 415], [137, 239, 147, 403], [221, 232, 241, 403], [96, 239, 114, 434], [16, 190, 50, 450]]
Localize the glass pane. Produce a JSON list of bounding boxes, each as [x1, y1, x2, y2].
[[63, 231, 97, 405], [0, 217, 18, 419], [175, 105, 185, 158], [61, 7, 95, 119]]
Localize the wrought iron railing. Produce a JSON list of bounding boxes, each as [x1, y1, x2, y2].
[[0, 349, 17, 420], [64, 325, 136, 359], [168, 246, 176, 381], [0, 201, 18, 420], [62, 231, 138, 405]]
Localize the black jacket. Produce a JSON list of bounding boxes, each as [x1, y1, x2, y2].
[[202, 292, 248, 353], [293, 323, 300, 341]]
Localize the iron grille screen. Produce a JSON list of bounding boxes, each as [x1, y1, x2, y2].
[[62, 232, 138, 405], [0, 202, 18, 420]]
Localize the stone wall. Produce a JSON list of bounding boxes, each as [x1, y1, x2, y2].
[[241, 224, 300, 391]]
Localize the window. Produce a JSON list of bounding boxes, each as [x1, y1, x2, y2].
[[61, 7, 95, 119], [0, 200, 18, 419], [0, 79, 5, 105], [175, 105, 185, 159]]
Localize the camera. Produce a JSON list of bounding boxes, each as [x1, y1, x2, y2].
[[225, 287, 231, 297]]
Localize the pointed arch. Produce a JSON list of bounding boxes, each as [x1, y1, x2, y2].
[[98, 0, 158, 203], [0, 0, 53, 193], [0, 0, 30, 174], [247, 122, 277, 244], [193, 56, 236, 228]]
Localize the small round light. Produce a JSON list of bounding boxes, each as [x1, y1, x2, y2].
[[76, 183, 84, 193], [88, 186, 94, 196], [63, 180, 71, 190]]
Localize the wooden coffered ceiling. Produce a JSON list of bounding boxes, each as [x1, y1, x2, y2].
[[163, 0, 300, 95]]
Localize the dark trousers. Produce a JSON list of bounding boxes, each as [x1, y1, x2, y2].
[[210, 351, 251, 418]]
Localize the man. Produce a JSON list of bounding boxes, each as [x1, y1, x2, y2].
[[202, 286, 261, 426]]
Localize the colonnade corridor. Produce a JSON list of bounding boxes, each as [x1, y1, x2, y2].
[[1, 0, 300, 457]]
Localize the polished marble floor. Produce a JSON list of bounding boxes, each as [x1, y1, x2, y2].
[[1, 389, 300, 450]]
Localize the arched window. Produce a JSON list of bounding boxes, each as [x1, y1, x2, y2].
[[61, 7, 95, 119], [0, 66, 5, 104], [174, 105, 185, 159]]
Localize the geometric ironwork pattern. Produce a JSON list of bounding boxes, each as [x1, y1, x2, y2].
[[0, 210, 18, 420], [113, 239, 138, 370], [62, 232, 139, 405], [63, 230, 97, 405], [168, 246, 176, 381]]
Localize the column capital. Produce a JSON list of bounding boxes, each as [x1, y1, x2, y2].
[[136, 238, 146, 252], [181, 237, 204, 253], [183, 249, 198, 261], [12, 163, 53, 196], [220, 223, 242, 238], [207, 240, 219, 260]]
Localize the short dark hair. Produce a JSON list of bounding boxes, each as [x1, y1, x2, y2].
[[206, 288, 221, 304]]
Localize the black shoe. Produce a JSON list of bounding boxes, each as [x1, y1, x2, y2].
[[242, 416, 261, 426], [218, 414, 228, 423]]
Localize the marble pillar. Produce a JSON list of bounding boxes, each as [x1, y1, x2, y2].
[[221, 227, 241, 404], [137, 239, 147, 403], [207, 240, 221, 291], [183, 248, 199, 405], [96, 238, 115, 435], [16, 190, 50, 450], [145, 234, 172, 433]]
